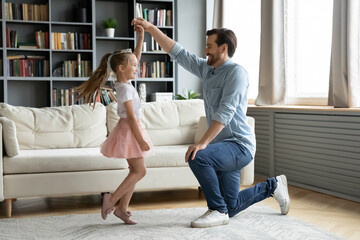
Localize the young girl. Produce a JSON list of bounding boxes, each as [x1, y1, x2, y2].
[[75, 25, 153, 224]]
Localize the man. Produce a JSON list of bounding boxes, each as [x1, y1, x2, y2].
[[132, 18, 290, 228]]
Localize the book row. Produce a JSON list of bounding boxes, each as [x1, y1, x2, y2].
[[148, 36, 163, 52], [140, 61, 172, 78], [7, 56, 50, 77], [96, 88, 117, 106], [51, 32, 91, 50], [52, 87, 117, 107], [6, 28, 49, 49], [5, 29, 91, 50], [55, 60, 92, 78], [136, 4, 172, 27], [52, 88, 82, 107], [5, 3, 49, 21]]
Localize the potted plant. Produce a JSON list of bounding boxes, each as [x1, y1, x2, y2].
[[101, 18, 118, 38], [174, 88, 202, 100]]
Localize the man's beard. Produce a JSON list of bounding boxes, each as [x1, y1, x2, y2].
[[207, 55, 214, 66], [206, 54, 218, 66]]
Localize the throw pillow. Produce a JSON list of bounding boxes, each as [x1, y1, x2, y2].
[[0, 117, 19, 157]]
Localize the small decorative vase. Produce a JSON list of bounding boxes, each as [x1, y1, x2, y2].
[[105, 28, 115, 38], [138, 83, 146, 102]]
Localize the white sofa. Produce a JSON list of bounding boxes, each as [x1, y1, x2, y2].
[[0, 99, 254, 217]]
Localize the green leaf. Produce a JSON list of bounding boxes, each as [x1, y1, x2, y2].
[[175, 88, 201, 100], [101, 18, 118, 28]]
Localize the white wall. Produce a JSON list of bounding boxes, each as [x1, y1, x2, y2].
[[176, 0, 206, 94]]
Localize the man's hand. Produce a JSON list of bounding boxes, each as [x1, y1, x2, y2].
[[185, 142, 207, 162], [131, 18, 153, 32], [185, 120, 225, 162]]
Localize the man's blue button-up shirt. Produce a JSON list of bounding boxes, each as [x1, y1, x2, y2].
[[169, 43, 256, 157]]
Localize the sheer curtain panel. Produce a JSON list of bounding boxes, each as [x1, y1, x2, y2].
[[328, 0, 360, 108], [255, 0, 286, 106]]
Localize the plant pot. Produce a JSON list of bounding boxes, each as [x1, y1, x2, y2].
[[105, 28, 115, 38]]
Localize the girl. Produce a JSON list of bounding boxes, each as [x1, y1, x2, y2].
[[75, 25, 153, 224]]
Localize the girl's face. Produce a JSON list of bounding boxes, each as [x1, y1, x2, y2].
[[122, 54, 138, 80]]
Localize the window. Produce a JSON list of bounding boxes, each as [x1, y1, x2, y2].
[[222, 0, 333, 105], [286, 0, 333, 105], [223, 0, 261, 100]]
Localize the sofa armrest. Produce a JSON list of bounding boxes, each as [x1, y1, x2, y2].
[[0, 123, 4, 201], [0, 117, 19, 157], [241, 116, 255, 186], [194, 116, 207, 143]]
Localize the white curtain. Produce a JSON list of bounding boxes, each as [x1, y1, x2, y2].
[[328, 0, 360, 108], [255, 0, 286, 106]]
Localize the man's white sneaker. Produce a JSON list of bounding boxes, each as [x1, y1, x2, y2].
[[191, 209, 229, 228], [273, 175, 290, 215]]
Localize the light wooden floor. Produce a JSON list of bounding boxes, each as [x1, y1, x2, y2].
[[1, 176, 359, 240]]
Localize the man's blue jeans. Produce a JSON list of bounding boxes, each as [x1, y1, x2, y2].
[[188, 141, 277, 217]]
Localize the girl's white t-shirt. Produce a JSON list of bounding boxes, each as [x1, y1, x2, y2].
[[114, 81, 142, 118]]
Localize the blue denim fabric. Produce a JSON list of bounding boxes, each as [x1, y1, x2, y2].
[[188, 141, 277, 217]]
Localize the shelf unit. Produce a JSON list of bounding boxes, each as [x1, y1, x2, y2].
[[0, 0, 176, 107]]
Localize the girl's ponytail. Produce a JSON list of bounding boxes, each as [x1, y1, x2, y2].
[[74, 53, 112, 106]]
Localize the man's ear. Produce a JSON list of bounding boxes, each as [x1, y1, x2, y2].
[[221, 44, 228, 55]]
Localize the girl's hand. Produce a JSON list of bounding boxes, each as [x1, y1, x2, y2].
[[131, 17, 153, 32], [134, 24, 144, 37], [139, 140, 150, 151]]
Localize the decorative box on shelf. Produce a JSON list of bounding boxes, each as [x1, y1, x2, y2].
[[151, 92, 173, 102]]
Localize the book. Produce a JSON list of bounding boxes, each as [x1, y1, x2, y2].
[[44, 32, 49, 49], [7, 55, 26, 60], [136, 3, 143, 18], [108, 91, 117, 102], [65, 89, 69, 106], [6, 27, 11, 48], [22, 3, 28, 21], [10, 30, 18, 48], [18, 42, 37, 49], [77, 54, 81, 77], [166, 10, 172, 26], [52, 88, 57, 107]]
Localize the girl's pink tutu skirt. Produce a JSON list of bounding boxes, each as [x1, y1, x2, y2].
[[101, 118, 154, 159]]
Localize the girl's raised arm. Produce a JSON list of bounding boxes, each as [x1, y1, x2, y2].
[[134, 25, 144, 63]]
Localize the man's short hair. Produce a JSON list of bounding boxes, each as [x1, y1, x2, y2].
[[206, 28, 237, 58]]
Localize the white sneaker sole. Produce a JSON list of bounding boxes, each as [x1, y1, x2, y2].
[[278, 175, 290, 215], [191, 219, 230, 228]]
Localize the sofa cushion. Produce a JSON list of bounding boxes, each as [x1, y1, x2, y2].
[[145, 145, 190, 168], [3, 146, 190, 174], [106, 100, 205, 146], [3, 148, 128, 174], [0, 117, 19, 157], [0, 103, 107, 150]]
